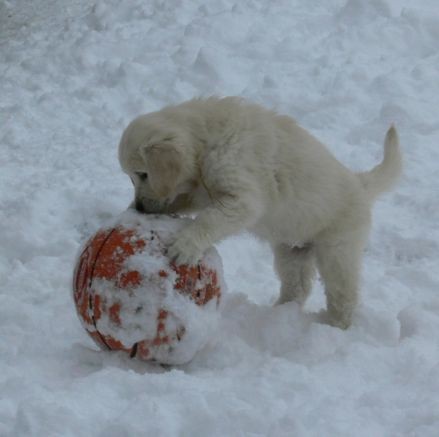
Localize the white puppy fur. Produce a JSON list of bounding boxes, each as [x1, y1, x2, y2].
[[118, 97, 402, 329]]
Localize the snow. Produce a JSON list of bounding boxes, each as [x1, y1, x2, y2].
[[1, 0, 438, 435]]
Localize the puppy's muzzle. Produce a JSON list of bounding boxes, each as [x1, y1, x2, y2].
[[135, 198, 167, 214], [135, 200, 146, 213]]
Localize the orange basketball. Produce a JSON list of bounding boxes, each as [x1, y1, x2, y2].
[[72, 212, 223, 365]]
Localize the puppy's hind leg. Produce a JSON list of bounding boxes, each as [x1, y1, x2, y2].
[[315, 226, 369, 329], [273, 243, 315, 306]]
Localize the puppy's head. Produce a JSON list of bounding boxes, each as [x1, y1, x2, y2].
[[118, 113, 198, 213]]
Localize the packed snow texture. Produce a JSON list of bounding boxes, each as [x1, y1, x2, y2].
[[1, 0, 439, 435]]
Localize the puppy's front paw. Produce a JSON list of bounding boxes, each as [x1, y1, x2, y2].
[[168, 232, 204, 265]]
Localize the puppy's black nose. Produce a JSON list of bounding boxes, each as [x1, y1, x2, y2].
[[135, 201, 145, 213]]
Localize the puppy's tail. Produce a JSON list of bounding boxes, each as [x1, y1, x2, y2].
[[357, 126, 402, 200]]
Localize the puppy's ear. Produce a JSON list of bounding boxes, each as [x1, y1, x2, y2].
[[140, 144, 182, 199]]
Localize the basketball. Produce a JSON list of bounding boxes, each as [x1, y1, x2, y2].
[[72, 211, 223, 365]]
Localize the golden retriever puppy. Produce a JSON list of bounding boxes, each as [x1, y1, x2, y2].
[[118, 97, 402, 329]]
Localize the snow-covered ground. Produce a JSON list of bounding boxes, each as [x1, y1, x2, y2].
[[1, 0, 439, 435]]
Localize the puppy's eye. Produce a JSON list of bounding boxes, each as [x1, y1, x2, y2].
[[136, 172, 148, 181]]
